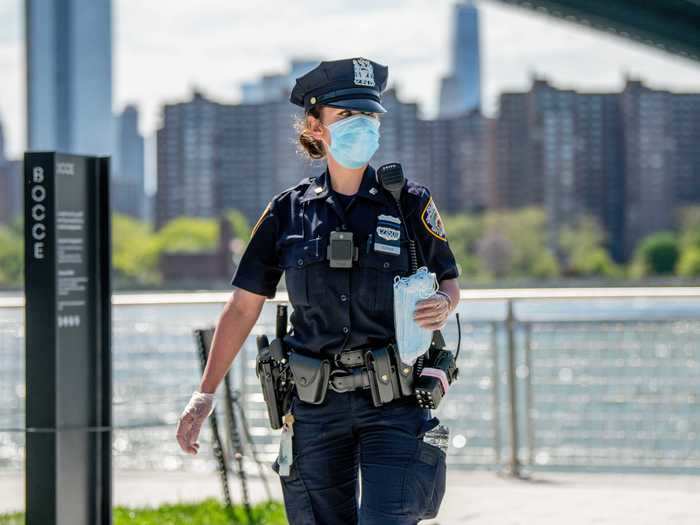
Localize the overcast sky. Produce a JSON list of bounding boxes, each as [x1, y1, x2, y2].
[[1, 0, 699, 158]]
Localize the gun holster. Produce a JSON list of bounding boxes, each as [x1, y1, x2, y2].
[[256, 335, 291, 429], [289, 351, 331, 404]]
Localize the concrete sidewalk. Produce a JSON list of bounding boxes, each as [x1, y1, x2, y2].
[[2, 469, 700, 524]]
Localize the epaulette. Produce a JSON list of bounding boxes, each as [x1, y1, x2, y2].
[[401, 178, 429, 217], [404, 178, 428, 198], [275, 176, 313, 196]]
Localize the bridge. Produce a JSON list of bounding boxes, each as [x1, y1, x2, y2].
[[494, 0, 700, 61]]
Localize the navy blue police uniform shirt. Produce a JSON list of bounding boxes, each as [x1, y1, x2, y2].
[[231, 163, 459, 356]]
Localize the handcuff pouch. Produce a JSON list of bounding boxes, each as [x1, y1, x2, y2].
[[289, 350, 331, 404]]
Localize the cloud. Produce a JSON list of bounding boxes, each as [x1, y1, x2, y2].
[[113, 0, 455, 133]]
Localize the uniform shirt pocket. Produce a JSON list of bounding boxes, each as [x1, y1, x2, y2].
[[282, 238, 326, 306], [357, 247, 410, 312]]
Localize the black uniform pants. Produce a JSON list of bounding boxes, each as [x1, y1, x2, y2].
[[272, 387, 447, 524]]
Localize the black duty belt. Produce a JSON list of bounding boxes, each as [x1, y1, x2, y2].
[[329, 366, 371, 393], [325, 347, 372, 393], [333, 347, 367, 368], [289, 343, 415, 405], [327, 346, 396, 394]]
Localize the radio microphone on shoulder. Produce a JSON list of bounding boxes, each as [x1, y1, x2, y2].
[[376, 162, 405, 201]]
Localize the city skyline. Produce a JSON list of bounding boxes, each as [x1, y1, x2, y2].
[[152, 74, 699, 265], [1, 0, 700, 158]]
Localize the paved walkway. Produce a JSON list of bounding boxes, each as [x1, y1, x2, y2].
[[2, 470, 700, 524]]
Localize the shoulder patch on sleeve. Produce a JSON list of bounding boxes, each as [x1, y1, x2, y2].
[[250, 200, 273, 237], [420, 195, 447, 241]]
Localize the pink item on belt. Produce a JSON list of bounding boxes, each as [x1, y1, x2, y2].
[[419, 367, 449, 394]]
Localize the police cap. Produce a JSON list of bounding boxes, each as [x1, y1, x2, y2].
[[290, 57, 388, 114]]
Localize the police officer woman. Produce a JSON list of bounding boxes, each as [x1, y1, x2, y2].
[[176, 57, 461, 524]]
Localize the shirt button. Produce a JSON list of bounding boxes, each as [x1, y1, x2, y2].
[[340, 294, 348, 302], [383, 262, 390, 268], [342, 326, 349, 333], [297, 258, 304, 266]]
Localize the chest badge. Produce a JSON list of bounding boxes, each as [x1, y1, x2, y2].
[[373, 214, 401, 255]]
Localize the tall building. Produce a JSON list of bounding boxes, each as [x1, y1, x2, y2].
[[415, 110, 490, 214], [158, 59, 358, 229], [113, 105, 146, 220], [671, 94, 700, 206], [620, 80, 676, 259], [491, 78, 626, 261], [156, 90, 317, 229], [216, 99, 317, 223], [490, 76, 700, 262], [439, 1, 482, 117], [537, 84, 579, 258], [575, 94, 625, 262], [156, 91, 220, 229], [25, 0, 113, 156], [491, 89, 541, 210]]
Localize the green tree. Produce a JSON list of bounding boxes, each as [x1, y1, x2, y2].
[[676, 206, 700, 278], [225, 209, 252, 243], [630, 231, 680, 277], [480, 207, 559, 279], [677, 247, 700, 277], [0, 226, 23, 286], [476, 229, 513, 279], [442, 212, 481, 278], [559, 215, 621, 277], [111, 213, 160, 284], [155, 217, 219, 253], [7, 215, 23, 238], [678, 206, 700, 250]]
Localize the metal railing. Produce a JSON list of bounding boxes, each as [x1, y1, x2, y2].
[[1, 288, 700, 477]]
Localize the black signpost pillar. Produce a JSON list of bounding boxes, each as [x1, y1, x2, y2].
[[24, 152, 112, 525]]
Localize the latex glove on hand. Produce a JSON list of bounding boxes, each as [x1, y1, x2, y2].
[[176, 390, 216, 455]]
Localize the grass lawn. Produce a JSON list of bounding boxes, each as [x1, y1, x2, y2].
[[0, 498, 287, 524]]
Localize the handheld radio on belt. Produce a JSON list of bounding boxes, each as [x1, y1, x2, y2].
[[376, 163, 459, 410]]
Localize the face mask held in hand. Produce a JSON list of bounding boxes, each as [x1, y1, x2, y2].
[[324, 114, 381, 169], [393, 266, 439, 366]]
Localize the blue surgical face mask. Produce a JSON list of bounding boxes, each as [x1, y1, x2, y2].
[[324, 113, 381, 169], [393, 266, 439, 366]]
